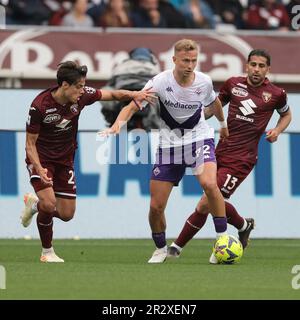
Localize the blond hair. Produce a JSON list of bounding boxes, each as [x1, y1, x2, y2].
[[174, 39, 199, 54]]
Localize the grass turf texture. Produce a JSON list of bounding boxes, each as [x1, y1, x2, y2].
[[0, 239, 299, 300]]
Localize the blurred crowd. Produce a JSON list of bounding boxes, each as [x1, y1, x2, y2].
[[0, 0, 299, 31]]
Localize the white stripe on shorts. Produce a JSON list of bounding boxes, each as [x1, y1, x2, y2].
[[55, 192, 76, 198], [30, 175, 40, 180]]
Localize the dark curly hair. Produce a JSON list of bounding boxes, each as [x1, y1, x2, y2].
[[56, 61, 88, 86]]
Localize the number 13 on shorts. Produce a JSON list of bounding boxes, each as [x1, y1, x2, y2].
[[220, 173, 239, 197]]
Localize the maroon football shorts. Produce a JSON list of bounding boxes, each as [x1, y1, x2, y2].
[[216, 156, 255, 199], [26, 162, 76, 199]]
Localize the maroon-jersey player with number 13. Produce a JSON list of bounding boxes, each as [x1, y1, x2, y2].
[[168, 49, 292, 263]]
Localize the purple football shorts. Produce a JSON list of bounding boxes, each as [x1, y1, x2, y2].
[[151, 138, 216, 186]]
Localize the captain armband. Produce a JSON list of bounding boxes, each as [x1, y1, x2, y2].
[[277, 104, 289, 114]]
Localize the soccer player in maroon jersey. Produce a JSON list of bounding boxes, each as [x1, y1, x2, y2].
[[21, 61, 154, 262], [167, 49, 292, 263]]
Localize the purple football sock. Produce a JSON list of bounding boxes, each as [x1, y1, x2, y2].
[[152, 232, 166, 249], [213, 217, 227, 233]]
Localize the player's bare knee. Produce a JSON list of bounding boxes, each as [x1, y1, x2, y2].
[[196, 203, 209, 214], [59, 209, 75, 222], [150, 204, 164, 217], [201, 181, 218, 195], [39, 199, 56, 213]]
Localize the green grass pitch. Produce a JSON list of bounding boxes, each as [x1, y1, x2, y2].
[[0, 239, 299, 300]]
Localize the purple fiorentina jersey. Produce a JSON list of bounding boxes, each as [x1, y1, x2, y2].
[[143, 70, 217, 148], [26, 86, 101, 165], [216, 76, 288, 164]]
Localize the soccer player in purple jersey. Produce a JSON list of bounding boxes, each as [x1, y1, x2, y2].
[[167, 49, 292, 263], [21, 61, 154, 262], [101, 39, 229, 263]]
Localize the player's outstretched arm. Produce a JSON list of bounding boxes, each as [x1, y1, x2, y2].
[[99, 101, 139, 137], [266, 109, 292, 143], [25, 132, 53, 185], [207, 97, 229, 140], [100, 87, 156, 109]]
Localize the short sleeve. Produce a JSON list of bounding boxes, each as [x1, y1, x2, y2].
[[26, 105, 42, 134], [218, 79, 231, 106], [80, 87, 101, 106], [203, 78, 217, 107], [143, 78, 154, 91]]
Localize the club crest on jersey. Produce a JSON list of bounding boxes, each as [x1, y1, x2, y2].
[[232, 87, 248, 97], [70, 104, 79, 114], [262, 92, 272, 103]]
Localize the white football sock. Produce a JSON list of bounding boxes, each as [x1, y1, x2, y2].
[[238, 219, 247, 232], [42, 247, 54, 255], [170, 242, 182, 252]]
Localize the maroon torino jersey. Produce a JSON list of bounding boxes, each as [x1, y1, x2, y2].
[[216, 77, 289, 164], [26, 86, 101, 165]]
